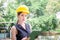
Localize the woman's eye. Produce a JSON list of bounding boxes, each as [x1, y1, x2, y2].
[[21, 14, 23, 16]]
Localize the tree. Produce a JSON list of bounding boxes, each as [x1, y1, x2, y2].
[[45, 0, 60, 14]]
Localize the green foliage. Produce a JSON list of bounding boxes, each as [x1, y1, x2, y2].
[[45, 0, 60, 14], [29, 0, 48, 17], [0, 17, 6, 27], [28, 15, 57, 31]]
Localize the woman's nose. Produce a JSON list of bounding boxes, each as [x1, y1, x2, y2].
[[23, 16, 26, 19]]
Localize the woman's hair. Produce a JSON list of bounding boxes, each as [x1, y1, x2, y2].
[[17, 12, 22, 16], [17, 12, 22, 24]]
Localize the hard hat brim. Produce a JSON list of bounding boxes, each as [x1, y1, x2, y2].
[[16, 10, 30, 14]]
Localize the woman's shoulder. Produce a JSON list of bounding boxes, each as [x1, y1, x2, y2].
[[25, 23, 30, 26], [25, 23, 32, 32], [11, 26, 17, 32], [11, 26, 16, 30], [11, 26, 18, 34]]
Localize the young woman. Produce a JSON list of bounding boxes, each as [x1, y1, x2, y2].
[[11, 5, 31, 40]]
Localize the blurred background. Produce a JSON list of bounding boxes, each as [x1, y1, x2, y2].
[[0, 0, 60, 40]]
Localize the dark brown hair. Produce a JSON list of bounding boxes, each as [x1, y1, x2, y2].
[[17, 12, 22, 16]]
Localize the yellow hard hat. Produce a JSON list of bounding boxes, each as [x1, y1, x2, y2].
[[16, 5, 29, 14]]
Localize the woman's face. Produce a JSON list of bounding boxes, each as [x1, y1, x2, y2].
[[18, 12, 27, 23]]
